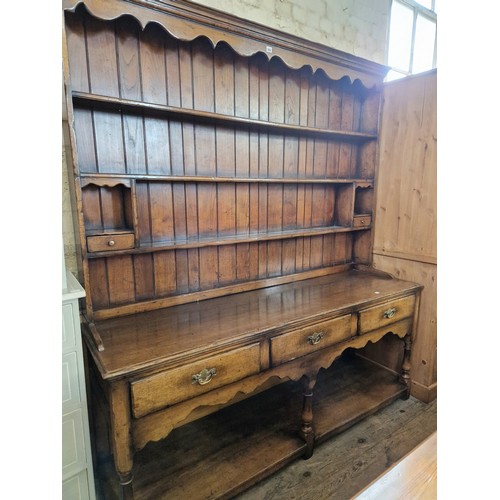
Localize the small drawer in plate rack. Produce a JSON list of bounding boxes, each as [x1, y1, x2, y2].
[[353, 214, 372, 228], [86, 232, 135, 252]]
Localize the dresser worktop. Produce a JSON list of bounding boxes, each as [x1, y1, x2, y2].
[[85, 269, 421, 380]]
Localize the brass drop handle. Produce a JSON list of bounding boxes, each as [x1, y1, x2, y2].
[[108, 240, 116, 247], [383, 307, 397, 319], [307, 332, 324, 345], [192, 367, 217, 385]]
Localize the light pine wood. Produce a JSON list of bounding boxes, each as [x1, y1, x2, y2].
[[372, 255, 437, 401], [373, 70, 437, 261], [371, 70, 437, 402]]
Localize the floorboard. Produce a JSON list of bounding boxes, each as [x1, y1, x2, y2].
[[353, 431, 437, 500]]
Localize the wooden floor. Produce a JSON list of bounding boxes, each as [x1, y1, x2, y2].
[[235, 396, 437, 500], [95, 390, 436, 500], [353, 431, 436, 500]]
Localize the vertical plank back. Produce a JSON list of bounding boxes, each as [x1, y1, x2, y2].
[[65, 7, 383, 318]]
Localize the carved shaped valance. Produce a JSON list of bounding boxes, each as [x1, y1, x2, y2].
[[63, 0, 388, 89]]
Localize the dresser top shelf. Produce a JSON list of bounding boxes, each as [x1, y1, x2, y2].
[[72, 91, 378, 142], [84, 269, 422, 380]]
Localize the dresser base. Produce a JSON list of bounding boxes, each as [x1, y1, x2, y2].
[[94, 354, 405, 500]]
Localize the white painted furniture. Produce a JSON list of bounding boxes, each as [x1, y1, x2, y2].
[[62, 271, 96, 500]]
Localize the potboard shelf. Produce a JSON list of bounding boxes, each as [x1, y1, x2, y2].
[[94, 355, 405, 500]]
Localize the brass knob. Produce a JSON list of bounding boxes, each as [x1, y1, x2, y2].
[[307, 332, 324, 345], [108, 240, 116, 247], [192, 367, 217, 385], [383, 307, 397, 319]]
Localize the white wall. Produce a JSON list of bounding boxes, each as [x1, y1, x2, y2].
[[189, 0, 391, 64]]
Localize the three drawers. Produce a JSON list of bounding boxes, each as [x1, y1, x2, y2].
[[270, 314, 354, 366], [130, 294, 417, 418], [131, 343, 261, 418], [358, 295, 415, 334]]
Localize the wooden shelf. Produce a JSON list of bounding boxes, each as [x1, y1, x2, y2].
[[80, 172, 374, 185], [86, 225, 370, 258], [72, 91, 378, 142], [94, 355, 405, 500], [85, 228, 133, 236]]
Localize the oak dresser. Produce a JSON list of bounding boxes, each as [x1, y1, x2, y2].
[[62, 1, 423, 498]]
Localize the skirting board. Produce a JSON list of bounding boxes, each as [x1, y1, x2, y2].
[[411, 380, 437, 403]]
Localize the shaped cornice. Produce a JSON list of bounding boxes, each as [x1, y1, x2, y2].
[[63, 0, 388, 89]]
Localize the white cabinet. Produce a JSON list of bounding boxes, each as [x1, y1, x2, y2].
[[62, 271, 96, 500]]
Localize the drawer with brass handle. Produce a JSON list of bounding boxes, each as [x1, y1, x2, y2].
[[270, 314, 354, 366], [131, 343, 261, 418], [358, 295, 416, 334], [192, 367, 217, 386], [307, 332, 324, 345]]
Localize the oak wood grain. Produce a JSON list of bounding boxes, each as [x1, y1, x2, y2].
[[66, 6, 385, 317], [84, 269, 420, 378], [94, 356, 409, 500], [62, 5, 422, 500]]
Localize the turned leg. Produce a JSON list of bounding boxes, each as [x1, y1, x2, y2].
[[109, 381, 135, 500], [400, 333, 412, 400], [118, 472, 134, 500], [299, 376, 316, 459]]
